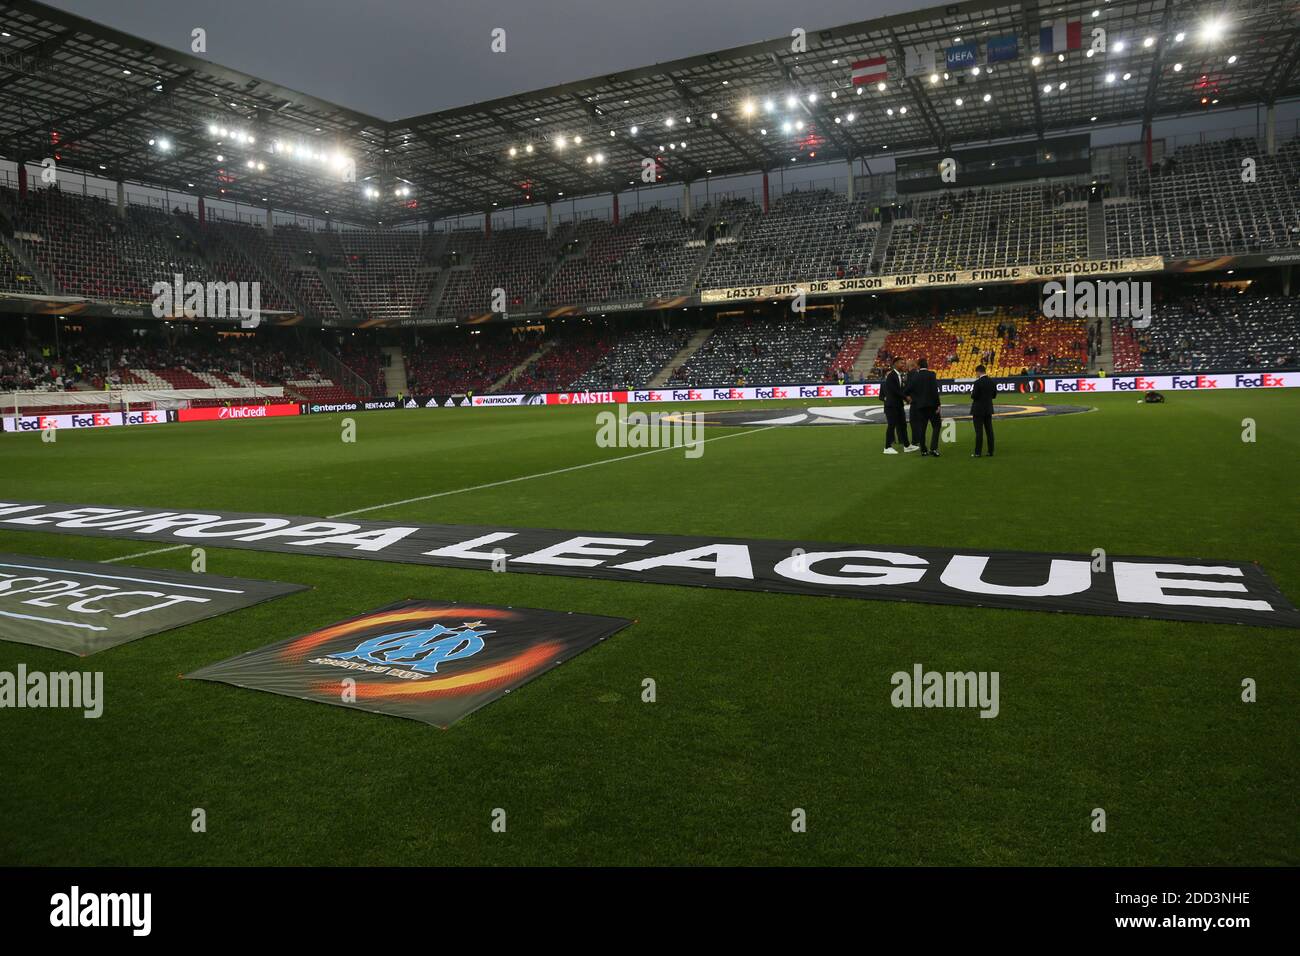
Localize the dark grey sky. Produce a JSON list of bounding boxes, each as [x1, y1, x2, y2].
[[44, 0, 911, 119]]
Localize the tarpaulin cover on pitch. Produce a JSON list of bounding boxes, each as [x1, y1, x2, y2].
[[184, 599, 633, 727], [0, 552, 307, 655], [1, 502, 1298, 629]]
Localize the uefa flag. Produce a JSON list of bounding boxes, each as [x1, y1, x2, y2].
[[850, 56, 888, 86], [1039, 19, 1082, 53]]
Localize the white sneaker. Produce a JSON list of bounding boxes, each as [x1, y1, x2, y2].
[[903, 445, 920, 453], [882, 447, 899, 455]]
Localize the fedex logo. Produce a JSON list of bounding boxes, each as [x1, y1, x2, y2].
[[711, 389, 744, 400], [845, 384, 878, 397], [1055, 379, 1098, 392], [672, 390, 703, 402], [1171, 375, 1218, 389], [1235, 373, 1285, 388], [755, 387, 789, 399], [1112, 377, 1157, 391], [124, 411, 161, 425], [633, 391, 665, 403], [799, 386, 835, 398]]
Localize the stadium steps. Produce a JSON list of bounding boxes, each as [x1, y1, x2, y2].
[[1097, 318, 1115, 374], [533, 232, 595, 304], [421, 264, 455, 319], [304, 337, 373, 398], [681, 238, 717, 294], [492, 340, 556, 392], [1087, 201, 1108, 259], [195, 219, 308, 317], [314, 265, 357, 323], [648, 328, 712, 386], [855, 327, 890, 377], [869, 220, 892, 271], [381, 347, 409, 395], [0, 230, 57, 294]]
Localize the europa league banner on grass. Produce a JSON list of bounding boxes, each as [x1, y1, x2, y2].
[[185, 600, 633, 727], [1, 502, 1298, 629], [0, 552, 307, 656]]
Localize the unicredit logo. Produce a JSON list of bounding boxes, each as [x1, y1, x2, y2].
[[219, 406, 268, 419]]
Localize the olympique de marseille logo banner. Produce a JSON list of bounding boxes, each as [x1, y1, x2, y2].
[[184, 600, 633, 727], [1, 502, 1297, 629]]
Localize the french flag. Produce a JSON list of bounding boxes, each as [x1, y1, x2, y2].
[[850, 56, 888, 86], [1039, 19, 1082, 53]]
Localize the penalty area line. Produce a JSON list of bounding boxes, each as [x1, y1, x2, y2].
[[103, 424, 778, 563]]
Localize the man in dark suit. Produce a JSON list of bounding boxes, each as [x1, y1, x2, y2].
[[970, 364, 996, 457], [904, 357, 942, 457], [878, 357, 917, 454]]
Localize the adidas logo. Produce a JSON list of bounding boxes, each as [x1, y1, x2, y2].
[[424, 398, 438, 408], [443, 399, 455, 407]]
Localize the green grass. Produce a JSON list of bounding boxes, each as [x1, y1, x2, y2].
[[0, 391, 1296, 866]]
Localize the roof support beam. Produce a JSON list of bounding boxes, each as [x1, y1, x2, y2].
[[1262, 32, 1300, 104], [1139, 0, 1175, 128], [767, 51, 857, 159], [665, 73, 776, 169]]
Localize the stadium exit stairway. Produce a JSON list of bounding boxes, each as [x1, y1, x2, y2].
[[649, 328, 713, 386], [855, 327, 889, 378], [1087, 201, 1108, 259], [381, 347, 409, 396]]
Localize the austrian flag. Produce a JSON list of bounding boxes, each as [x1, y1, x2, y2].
[[850, 56, 888, 86], [1039, 19, 1082, 53]]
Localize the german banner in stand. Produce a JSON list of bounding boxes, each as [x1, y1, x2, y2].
[[1, 503, 1297, 629], [0, 552, 307, 655], [184, 599, 633, 727]]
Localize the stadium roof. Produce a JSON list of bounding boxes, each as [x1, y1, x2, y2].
[[1, 0, 1297, 225]]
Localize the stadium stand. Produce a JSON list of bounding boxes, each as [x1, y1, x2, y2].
[[0, 242, 34, 293], [436, 227, 560, 321], [1113, 294, 1300, 372], [1106, 138, 1300, 258], [264, 224, 342, 320], [882, 184, 1090, 273], [2, 187, 216, 303], [569, 326, 694, 390], [873, 310, 1091, 377], [510, 325, 614, 392], [404, 333, 539, 394], [200, 220, 298, 314], [541, 207, 702, 306], [697, 190, 878, 288], [671, 317, 848, 386], [332, 229, 438, 322]]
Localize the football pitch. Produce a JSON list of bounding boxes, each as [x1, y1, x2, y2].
[[1, 390, 1296, 866]]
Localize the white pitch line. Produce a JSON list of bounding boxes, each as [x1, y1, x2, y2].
[[103, 424, 777, 563]]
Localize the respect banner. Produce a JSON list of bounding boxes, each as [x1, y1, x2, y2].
[[0, 552, 307, 655]]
